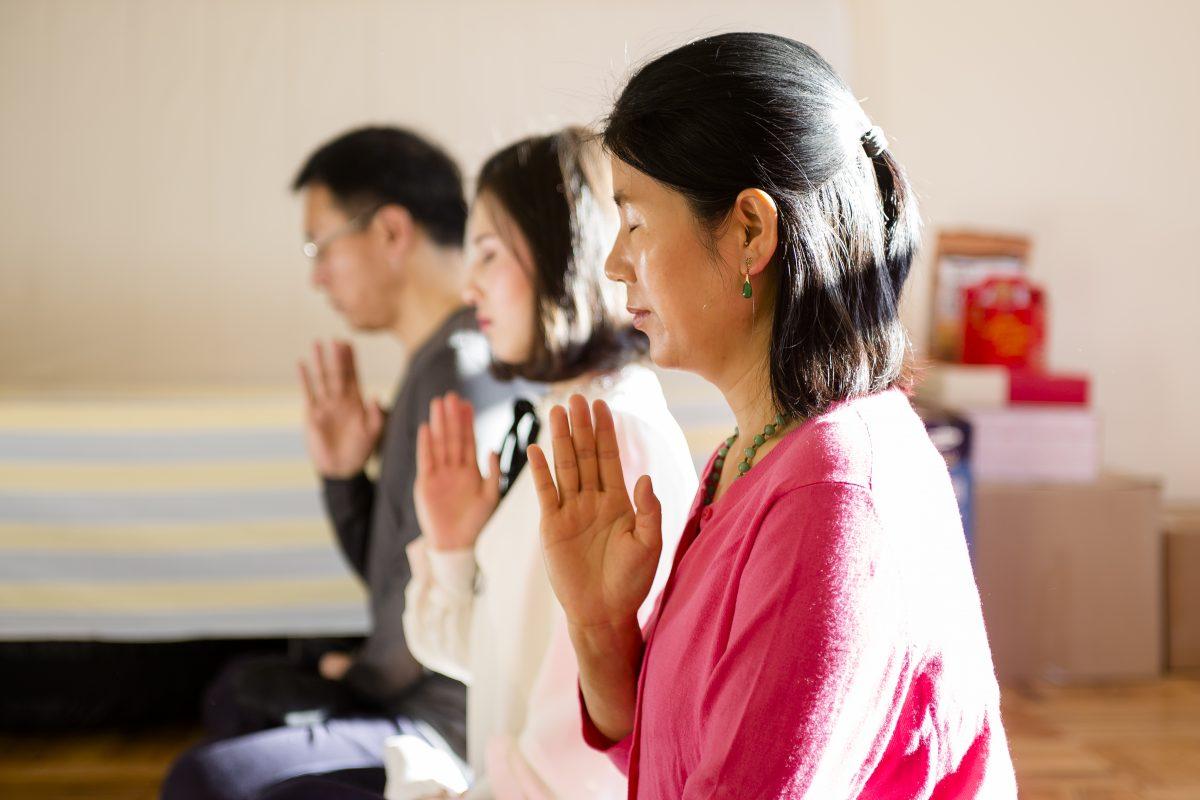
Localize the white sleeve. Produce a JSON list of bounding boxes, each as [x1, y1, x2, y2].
[[503, 613, 627, 800], [402, 536, 477, 684], [493, 404, 693, 800]]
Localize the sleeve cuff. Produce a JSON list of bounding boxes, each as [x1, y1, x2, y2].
[[578, 684, 634, 759], [322, 470, 373, 503], [408, 537, 476, 600]]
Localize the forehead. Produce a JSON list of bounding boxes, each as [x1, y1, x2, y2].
[[467, 193, 500, 236], [609, 155, 679, 211], [303, 184, 350, 225]]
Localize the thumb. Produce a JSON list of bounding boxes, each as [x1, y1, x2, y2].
[[366, 398, 385, 437], [483, 451, 502, 503], [632, 474, 662, 553]]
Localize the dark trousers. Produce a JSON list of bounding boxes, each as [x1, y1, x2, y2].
[[161, 716, 399, 800], [201, 649, 363, 740], [162, 651, 466, 800]]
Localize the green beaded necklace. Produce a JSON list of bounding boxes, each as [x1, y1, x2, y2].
[[703, 412, 786, 506]]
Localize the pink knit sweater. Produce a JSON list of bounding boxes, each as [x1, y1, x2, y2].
[[583, 389, 1016, 798]]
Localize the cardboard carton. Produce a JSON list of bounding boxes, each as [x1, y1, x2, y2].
[[974, 474, 1162, 684]]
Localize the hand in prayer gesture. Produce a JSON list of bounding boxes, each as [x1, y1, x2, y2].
[[414, 392, 501, 552], [528, 395, 662, 630], [298, 340, 385, 479]]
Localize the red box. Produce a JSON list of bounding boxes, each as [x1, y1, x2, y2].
[[1008, 369, 1089, 405], [961, 276, 1046, 369]]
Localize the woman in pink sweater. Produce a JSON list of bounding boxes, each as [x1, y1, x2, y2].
[[528, 33, 1018, 798]]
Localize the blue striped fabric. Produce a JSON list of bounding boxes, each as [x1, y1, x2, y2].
[[0, 392, 369, 641]]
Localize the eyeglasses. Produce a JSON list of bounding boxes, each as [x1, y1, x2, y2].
[[302, 205, 383, 261]]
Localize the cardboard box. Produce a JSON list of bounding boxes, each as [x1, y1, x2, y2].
[[1165, 507, 1200, 671], [974, 474, 1162, 684]]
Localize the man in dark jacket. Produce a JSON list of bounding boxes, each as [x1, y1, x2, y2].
[[162, 127, 527, 800]]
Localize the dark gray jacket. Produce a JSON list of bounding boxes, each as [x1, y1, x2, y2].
[[321, 307, 524, 752]]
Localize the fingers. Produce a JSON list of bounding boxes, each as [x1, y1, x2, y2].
[[461, 399, 478, 469], [312, 341, 332, 400], [429, 396, 448, 466], [416, 422, 434, 476], [483, 450, 501, 504], [337, 340, 361, 394], [526, 444, 561, 515], [443, 393, 463, 466], [331, 340, 357, 398], [568, 394, 600, 492], [548, 405, 579, 501], [632, 474, 663, 552], [366, 398, 385, 439], [593, 399, 627, 493], [297, 361, 318, 409]]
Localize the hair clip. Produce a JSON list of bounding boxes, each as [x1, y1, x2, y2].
[[861, 125, 889, 158]]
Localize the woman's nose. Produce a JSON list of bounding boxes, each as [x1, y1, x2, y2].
[[461, 274, 481, 306], [604, 244, 634, 284]]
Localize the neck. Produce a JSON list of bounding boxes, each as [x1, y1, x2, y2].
[[717, 349, 778, 440], [705, 294, 779, 439], [390, 243, 465, 352]]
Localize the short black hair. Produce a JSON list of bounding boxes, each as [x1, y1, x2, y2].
[[476, 127, 646, 384], [292, 126, 467, 248], [604, 33, 921, 420]]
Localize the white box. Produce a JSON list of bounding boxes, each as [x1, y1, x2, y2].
[[915, 363, 1010, 410], [965, 406, 1100, 483]]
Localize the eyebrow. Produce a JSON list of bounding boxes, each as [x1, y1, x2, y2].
[[612, 191, 628, 208], [471, 232, 499, 246]]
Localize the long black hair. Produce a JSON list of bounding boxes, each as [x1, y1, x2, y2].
[[604, 33, 920, 419], [476, 127, 646, 383]]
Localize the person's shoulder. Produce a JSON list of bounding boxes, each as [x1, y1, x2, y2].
[[768, 393, 894, 493]]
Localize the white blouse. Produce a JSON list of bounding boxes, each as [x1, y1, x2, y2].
[[398, 364, 697, 800]]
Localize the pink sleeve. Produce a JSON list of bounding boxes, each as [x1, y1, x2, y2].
[[682, 482, 911, 799], [579, 685, 633, 775]]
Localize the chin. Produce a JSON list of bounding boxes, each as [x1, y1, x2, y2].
[[645, 334, 681, 370]]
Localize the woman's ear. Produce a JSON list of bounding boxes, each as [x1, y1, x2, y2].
[[374, 204, 415, 266], [731, 188, 779, 278]]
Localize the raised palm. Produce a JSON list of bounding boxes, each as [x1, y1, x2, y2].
[[414, 392, 500, 552], [298, 340, 384, 479], [529, 395, 662, 629]]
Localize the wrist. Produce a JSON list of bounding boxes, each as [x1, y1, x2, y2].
[[426, 528, 479, 552], [322, 466, 367, 481], [568, 616, 643, 664]]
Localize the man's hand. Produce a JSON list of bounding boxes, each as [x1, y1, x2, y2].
[[298, 340, 385, 479], [318, 650, 353, 681]]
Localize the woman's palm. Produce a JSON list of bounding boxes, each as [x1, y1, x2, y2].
[[531, 396, 662, 628]]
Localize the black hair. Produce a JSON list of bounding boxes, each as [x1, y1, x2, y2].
[[604, 32, 921, 420], [292, 126, 467, 248], [476, 127, 647, 384]]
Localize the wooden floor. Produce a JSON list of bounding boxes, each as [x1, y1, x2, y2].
[[2, 677, 1199, 799]]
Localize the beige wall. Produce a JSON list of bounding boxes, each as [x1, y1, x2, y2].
[[3, 0, 1197, 500], [848, 0, 1200, 500], [0, 0, 846, 391]]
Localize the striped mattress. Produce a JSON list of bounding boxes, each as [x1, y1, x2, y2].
[[0, 390, 368, 641]]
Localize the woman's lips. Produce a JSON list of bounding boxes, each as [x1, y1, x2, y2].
[[476, 315, 492, 332], [627, 306, 650, 330]]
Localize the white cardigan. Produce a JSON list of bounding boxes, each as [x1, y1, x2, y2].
[[398, 365, 697, 800]]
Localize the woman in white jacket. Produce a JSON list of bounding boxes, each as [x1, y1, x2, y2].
[[397, 128, 695, 800]]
